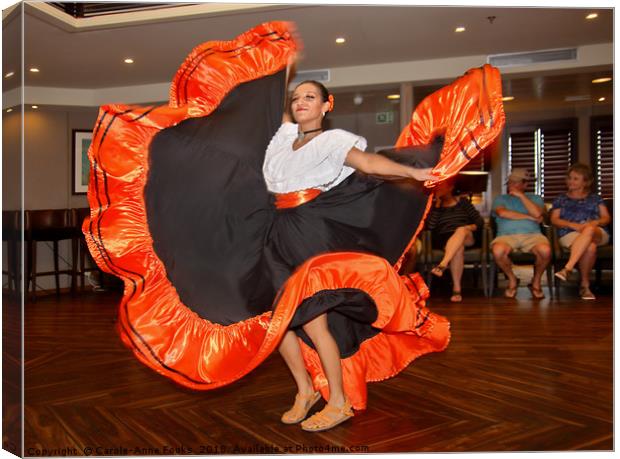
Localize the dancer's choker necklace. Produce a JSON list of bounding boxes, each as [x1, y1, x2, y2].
[[297, 127, 322, 142]]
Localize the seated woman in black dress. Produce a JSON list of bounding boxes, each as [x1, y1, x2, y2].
[[427, 178, 484, 302]]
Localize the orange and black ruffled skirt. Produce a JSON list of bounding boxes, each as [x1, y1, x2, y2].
[[83, 21, 505, 411]]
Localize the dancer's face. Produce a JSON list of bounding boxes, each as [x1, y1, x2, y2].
[[290, 83, 330, 125]]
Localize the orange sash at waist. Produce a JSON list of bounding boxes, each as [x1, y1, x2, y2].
[[275, 188, 322, 209]]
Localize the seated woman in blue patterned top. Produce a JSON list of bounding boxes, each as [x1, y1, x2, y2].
[[550, 163, 611, 300]]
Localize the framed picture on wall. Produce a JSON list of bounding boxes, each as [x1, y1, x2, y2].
[[72, 129, 93, 194]]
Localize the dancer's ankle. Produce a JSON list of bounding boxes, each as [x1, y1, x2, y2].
[[297, 377, 315, 396], [327, 392, 346, 408]]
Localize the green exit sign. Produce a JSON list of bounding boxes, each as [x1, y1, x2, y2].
[[376, 111, 394, 124]]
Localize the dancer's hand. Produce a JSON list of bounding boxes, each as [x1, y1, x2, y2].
[[409, 167, 438, 182]]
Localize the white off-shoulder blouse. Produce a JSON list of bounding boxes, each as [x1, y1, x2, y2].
[[262, 122, 367, 193]]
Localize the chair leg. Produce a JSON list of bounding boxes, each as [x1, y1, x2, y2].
[[546, 267, 554, 299], [24, 242, 29, 297], [79, 240, 86, 289], [25, 241, 30, 295], [30, 241, 37, 302], [53, 240, 60, 296], [481, 261, 488, 298], [473, 266, 479, 289], [12, 240, 20, 295], [488, 262, 495, 297], [10, 240, 17, 293], [6, 239, 14, 293], [553, 265, 560, 299], [425, 257, 433, 288], [71, 237, 78, 294]]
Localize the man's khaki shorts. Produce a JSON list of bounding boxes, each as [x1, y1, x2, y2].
[[559, 228, 610, 249], [491, 233, 550, 253]]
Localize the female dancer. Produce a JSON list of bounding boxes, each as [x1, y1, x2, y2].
[[85, 21, 504, 434], [265, 80, 436, 431]]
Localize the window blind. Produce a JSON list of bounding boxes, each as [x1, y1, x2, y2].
[[591, 117, 613, 199], [508, 131, 536, 194], [541, 128, 573, 201], [508, 121, 576, 201]]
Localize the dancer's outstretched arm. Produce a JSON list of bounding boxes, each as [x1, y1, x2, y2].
[[345, 147, 437, 182]]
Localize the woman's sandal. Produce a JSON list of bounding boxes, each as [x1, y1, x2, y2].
[[300, 399, 354, 432], [281, 392, 322, 424], [527, 284, 545, 300], [579, 286, 596, 300], [450, 291, 462, 302], [554, 267, 572, 282], [504, 279, 520, 299], [431, 264, 447, 277]]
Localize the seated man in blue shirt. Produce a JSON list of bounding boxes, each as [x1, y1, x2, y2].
[[491, 169, 551, 299]]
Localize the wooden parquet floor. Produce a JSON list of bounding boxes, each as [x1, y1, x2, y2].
[[11, 285, 613, 454]]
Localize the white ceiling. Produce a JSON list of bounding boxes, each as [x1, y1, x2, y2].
[[1, 2, 614, 112]]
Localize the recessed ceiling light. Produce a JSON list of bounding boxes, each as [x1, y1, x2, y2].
[[586, 13, 598, 20], [502, 96, 515, 101], [387, 94, 400, 100], [4, 71, 14, 78], [32, 105, 38, 109], [592, 77, 612, 84], [6, 108, 13, 113], [335, 37, 346, 44], [124, 58, 134, 64], [455, 26, 466, 33], [598, 97, 606, 102], [29, 68, 39, 73]]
